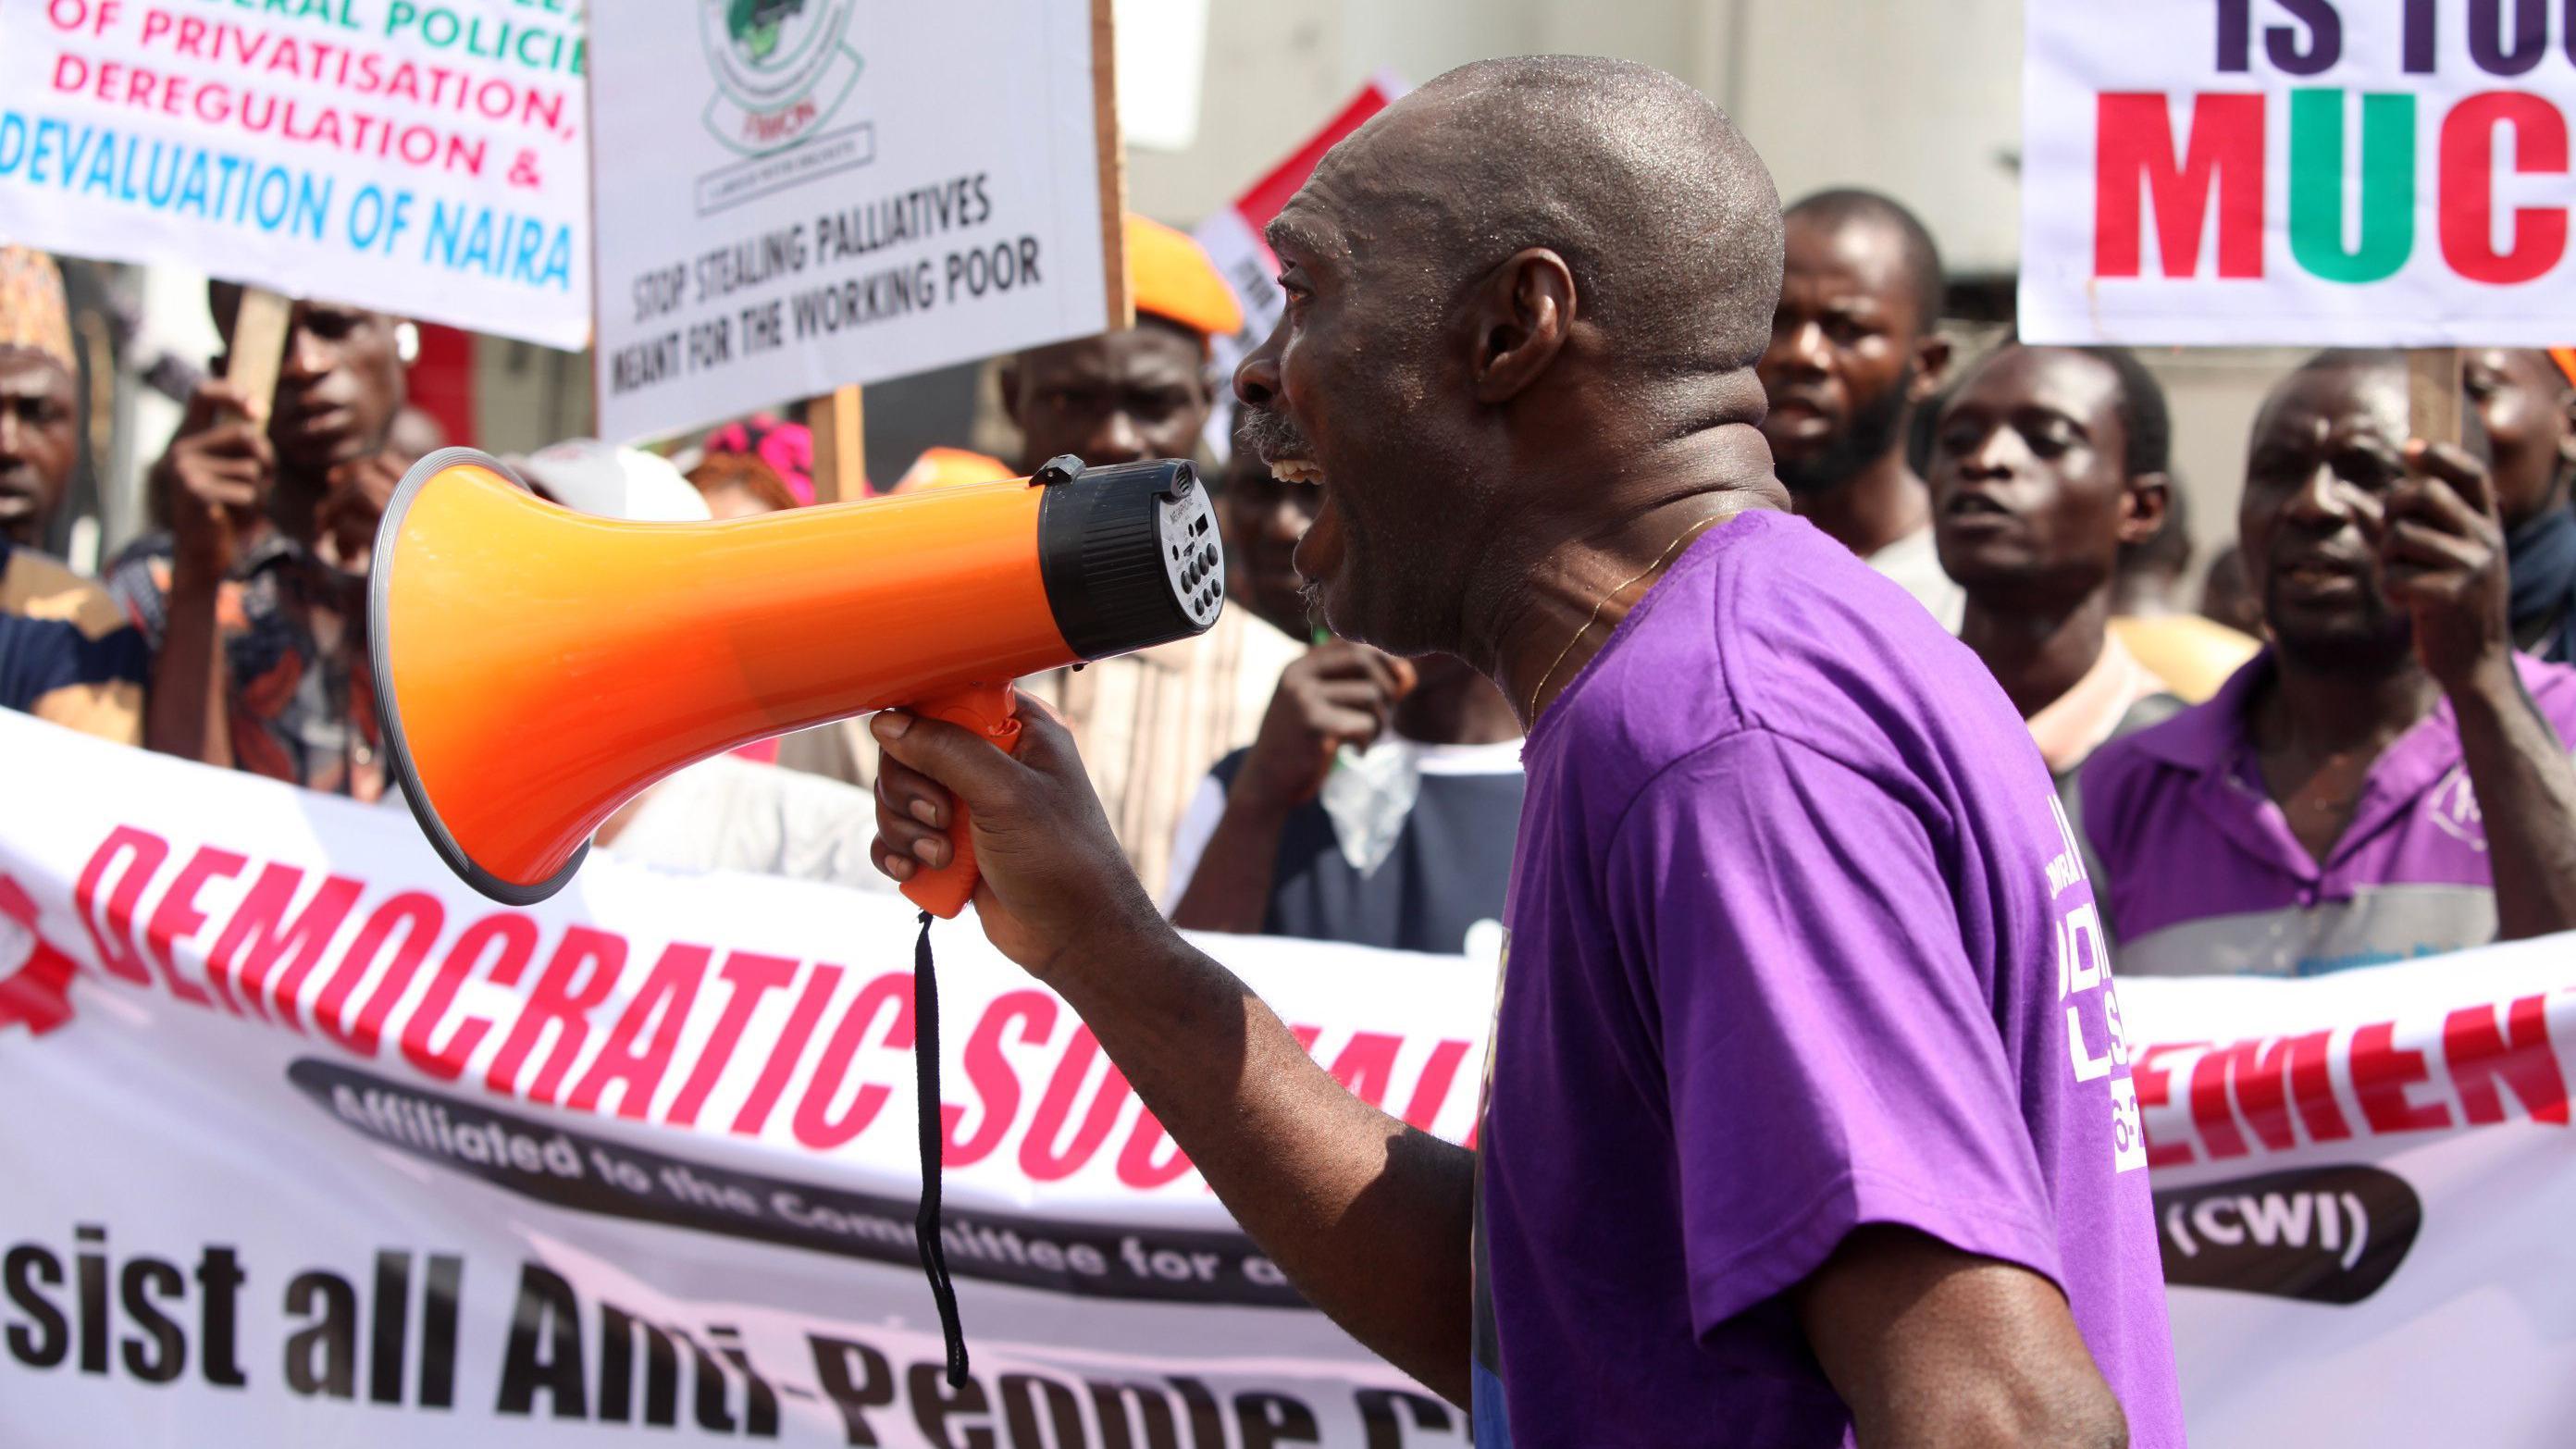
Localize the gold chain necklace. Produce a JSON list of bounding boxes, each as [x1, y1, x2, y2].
[[1525, 510, 1728, 720]]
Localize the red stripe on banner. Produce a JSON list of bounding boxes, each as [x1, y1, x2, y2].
[[2139, 990, 2575, 1167]]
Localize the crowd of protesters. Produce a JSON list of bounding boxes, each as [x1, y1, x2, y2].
[[7, 54, 2576, 1447], [4, 168, 2573, 980]]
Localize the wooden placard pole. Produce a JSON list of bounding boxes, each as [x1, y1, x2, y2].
[[808, 384, 865, 503], [224, 286, 295, 415], [2408, 348, 2462, 448], [1091, 0, 1132, 328]]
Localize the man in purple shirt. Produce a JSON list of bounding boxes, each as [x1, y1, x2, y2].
[[2082, 351, 2576, 976], [866, 58, 2179, 1446]]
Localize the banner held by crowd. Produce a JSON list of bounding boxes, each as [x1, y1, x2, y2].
[[7, 713, 2576, 1444]]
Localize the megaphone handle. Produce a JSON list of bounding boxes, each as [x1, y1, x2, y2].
[[899, 682, 1023, 920]]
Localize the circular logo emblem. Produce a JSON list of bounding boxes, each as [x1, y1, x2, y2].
[[700, 0, 863, 155]]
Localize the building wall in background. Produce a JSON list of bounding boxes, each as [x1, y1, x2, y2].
[[1731, 0, 2024, 276], [469, 335, 593, 457]]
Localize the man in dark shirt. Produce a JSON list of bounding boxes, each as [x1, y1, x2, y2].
[[1759, 189, 1961, 627], [1167, 648, 1521, 954]]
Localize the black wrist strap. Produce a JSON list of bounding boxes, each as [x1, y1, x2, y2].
[[912, 910, 970, 1387]]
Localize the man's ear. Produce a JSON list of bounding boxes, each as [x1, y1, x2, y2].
[[1470, 249, 1577, 405], [2119, 471, 2172, 548], [1907, 331, 1954, 402], [2555, 387, 2576, 474]]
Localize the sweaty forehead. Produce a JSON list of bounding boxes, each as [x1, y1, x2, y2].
[[1269, 99, 1456, 267], [2258, 364, 2407, 450], [1264, 199, 1344, 269]]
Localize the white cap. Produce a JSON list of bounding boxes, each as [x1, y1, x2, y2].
[[510, 439, 711, 523]]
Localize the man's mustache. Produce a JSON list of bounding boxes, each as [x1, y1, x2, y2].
[[1236, 405, 1314, 464]]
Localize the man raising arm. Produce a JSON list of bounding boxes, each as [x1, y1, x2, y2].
[[873, 58, 2172, 1447], [2084, 351, 2576, 974], [111, 287, 410, 798]]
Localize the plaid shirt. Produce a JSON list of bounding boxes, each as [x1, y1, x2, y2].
[[107, 529, 385, 799]]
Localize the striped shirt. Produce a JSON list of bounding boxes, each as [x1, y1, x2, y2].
[[2080, 650, 2576, 976], [0, 540, 144, 744], [1026, 605, 1307, 899]]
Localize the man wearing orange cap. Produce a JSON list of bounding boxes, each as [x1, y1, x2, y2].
[[0, 246, 146, 745], [811, 215, 1307, 895]]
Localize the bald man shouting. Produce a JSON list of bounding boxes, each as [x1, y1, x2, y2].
[[867, 58, 2179, 1448]]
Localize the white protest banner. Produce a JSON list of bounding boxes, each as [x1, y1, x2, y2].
[[1194, 75, 1404, 460], [2020, 1, 2576, 345], [0, 0, 588, 349], [0, 712, 1479, 1445], [588, 0, 1123, 446], [2119, 941, 2576, 1448], [8, 708, 2576, 1444]]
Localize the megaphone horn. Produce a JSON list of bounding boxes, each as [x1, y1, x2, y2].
[[368, 446, 1225, 915]]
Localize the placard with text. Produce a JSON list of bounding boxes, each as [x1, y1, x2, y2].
[[0, 0, 590, 348], [2021, 0, 2576, 345], [588, 0, 1121, 445]]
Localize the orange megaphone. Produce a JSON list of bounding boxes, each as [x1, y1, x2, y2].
[[368, 446, 1225, 915]]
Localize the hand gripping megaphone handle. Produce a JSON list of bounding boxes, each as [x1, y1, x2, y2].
[[899, 681, 1024, 919]]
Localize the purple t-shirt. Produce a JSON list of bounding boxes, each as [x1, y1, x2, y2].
[[1471, 509, 2183, 1447]]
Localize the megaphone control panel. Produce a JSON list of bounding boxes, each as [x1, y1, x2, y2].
[[1030, 454, 1225, 660], [1162, 485, 1225, 632]]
